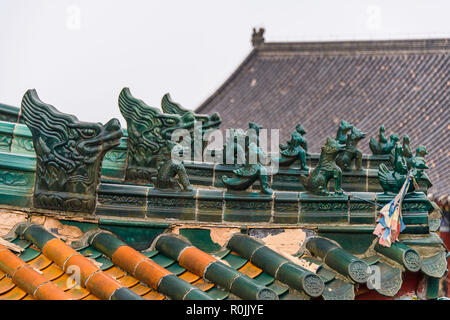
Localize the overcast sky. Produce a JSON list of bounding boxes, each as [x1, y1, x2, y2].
[[0, 0, 449, 125]]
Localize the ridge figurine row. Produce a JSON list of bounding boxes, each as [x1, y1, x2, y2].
[[18, 88, 432, 214]]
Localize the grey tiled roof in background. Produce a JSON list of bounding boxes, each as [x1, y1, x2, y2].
[[196, 34, 449, 198]]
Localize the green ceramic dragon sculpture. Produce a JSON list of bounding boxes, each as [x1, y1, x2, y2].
[[161, 93, 221, 160], [118, 88, 219, 186], [300, 137, 345, 196], [21, 89, 123, 213]]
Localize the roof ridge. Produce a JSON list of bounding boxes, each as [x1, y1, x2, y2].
[[257, 38, 450, 55]]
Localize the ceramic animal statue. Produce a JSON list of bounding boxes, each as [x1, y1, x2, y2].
[[278, 123, 309, 170], [162, 93, 221, 160], [369, 125, 400, 155], [222, 141, 273, 195], [119, 88, 219, 185], [154, 141, 193, 191], [300, 137, 345, 196], [335, 120, 353, 145], [390, 135, 412, 168], [409, 145, 432, 189], [336, 126, 367, 171], [378, 143, 431, 194], [222, 122, 273, 194], [21, 89, 123, 213]]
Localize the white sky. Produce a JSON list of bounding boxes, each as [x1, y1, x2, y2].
[[0, 0, 449, 126]]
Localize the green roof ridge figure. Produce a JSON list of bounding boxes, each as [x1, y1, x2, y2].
[[300, 137, 345, 196], [21, 89, 123, 213]]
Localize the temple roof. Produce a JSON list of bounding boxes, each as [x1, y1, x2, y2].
[[0, 218, 446, 300], [196, 34, 450, 198]]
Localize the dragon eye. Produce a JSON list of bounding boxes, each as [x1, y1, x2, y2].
[[81, 129, 96, 138]]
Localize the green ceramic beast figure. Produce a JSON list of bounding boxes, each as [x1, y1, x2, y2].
[[336, 126, 366, 171], [21, 89, 123, 213], [378, 141, 432, 194], [154, 141, 193, 191], [300, 137, 345, 196], [369, 125, 400, 155], [335, 120, 353, 145]]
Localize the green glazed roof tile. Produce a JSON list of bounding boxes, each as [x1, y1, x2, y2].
[[212, 248, 231, 259], [421, 252, 447, 278], [11, 238, 31, 249], [79, 246, 102, 259], [268, 281, 289, 296], [179, 228, 223, 253], [150, 253, 175, 268], [401, 233, 444, 246], [222, 253, 247, 269], [302, 256, 323, 267], [73, 243, 90, 251], [362, 255, 381, 265], [205, 287, 229, 300], [373, 262, 402, 297], [141, 250, 159, 258], [279, 291, 305, 300], [322, 278, 355, 300], [95, 256, 114, 271], [253, 272, 274, 286], [165, 263, 186, 275], [18, 247, 40, 262], [316, 266, 336, 283], [429, 219, 442, 232]]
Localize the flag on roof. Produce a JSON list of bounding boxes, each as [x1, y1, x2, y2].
[[373, 176, 413, 247]]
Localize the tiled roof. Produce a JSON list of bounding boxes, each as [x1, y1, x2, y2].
[[196, 38, 450, 198], [0, 221, 447, 300]]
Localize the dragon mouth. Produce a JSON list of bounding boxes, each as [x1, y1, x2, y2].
[[103, 119, 123, 142], [79, 119, 123, 154]]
